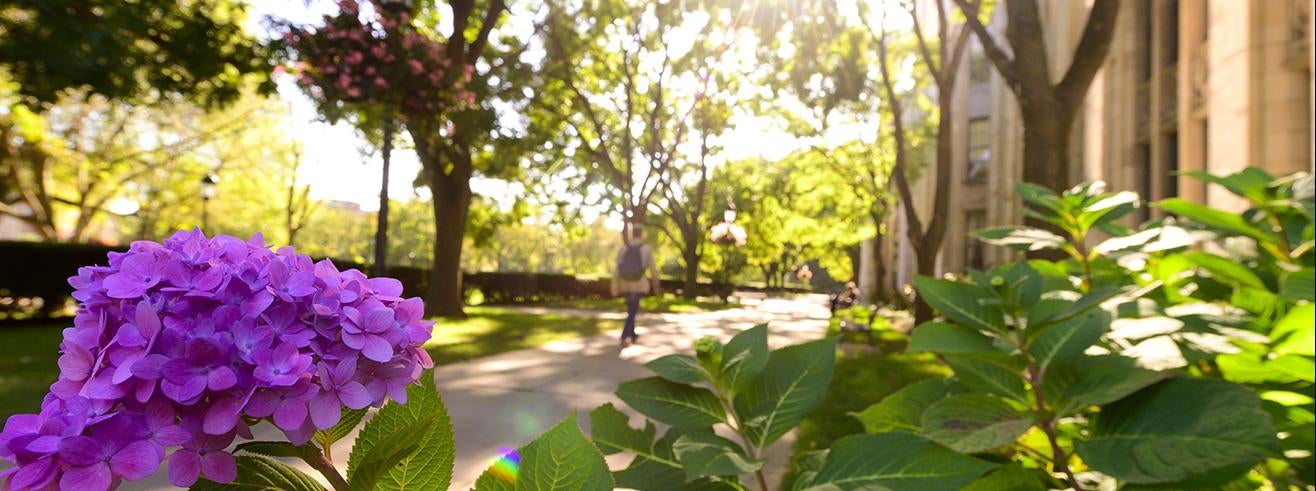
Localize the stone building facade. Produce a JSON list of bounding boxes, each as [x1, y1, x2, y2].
[[866, 0, 1315, 299]]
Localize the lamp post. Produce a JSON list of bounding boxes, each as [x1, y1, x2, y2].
[[200, 173, 218, 231], [709, 202, 746, 303]]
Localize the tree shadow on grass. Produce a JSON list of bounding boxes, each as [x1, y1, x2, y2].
[[424, 307, 622, 366]]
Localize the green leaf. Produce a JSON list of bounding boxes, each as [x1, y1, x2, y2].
[[801, 432, 996, 490], [612, 430, 739, 491], [720, 324, 769, 390], [672, 431, 763, 480], [1080, 191, 1140, 232], [1026, 310, 1107, 373], [853, 378, 956, 434], [1272, 303, 1315, 356], [191, 455, 325, 491], [1181, 251, 1267, 290], [233, 441, 321, 462], [1076, 378, 1281, 486], [1044, 355, 1171, 416], [474, 413, 614, 491], [907, 322, 998, 354], [961, 463, 1048, 491], [1183, 169, 1274, 205], [975, 227, 1068, 252], [1280, 267, 1315, 302], [734, 337, 838, 448], [347, 413, 440, 491], [315, 408, 367, 450], [1015, 182, 1063, 214], [347, 371, 454, 491], [913, 276, 1008, 335], [616, 377, 726, 429], [921, 394, 1032, 453], [1027, 287, 1122, 329], [944, 353, 1027, 401], [587, 403, 666, 461], [647, 355, 714, 385], [1219, 353, 1316, 384], [1157, 198, 1273, 244]]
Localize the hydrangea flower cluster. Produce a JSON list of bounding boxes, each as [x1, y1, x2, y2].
[[285, 0, 475, 122], [0, 230, 434, 490]]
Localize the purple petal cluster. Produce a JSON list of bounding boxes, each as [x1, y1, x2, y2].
[[1, 230, 434, 490]]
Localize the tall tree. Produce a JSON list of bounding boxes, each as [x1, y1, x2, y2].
[[953, 0, 1121, 191], [535, 0, 748, 297], [287, 0, 532, 317], [870, 1, 975, 322]]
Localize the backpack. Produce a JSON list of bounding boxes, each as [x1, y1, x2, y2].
[[618, 244, 646, 281]]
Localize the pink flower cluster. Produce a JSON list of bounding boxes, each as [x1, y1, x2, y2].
[[0, 230, 434, 490], [286, 0, 475, 121]]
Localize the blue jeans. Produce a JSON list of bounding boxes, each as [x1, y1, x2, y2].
[[622, 293, 642, 340]]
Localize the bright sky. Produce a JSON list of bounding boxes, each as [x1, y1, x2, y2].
[[246, 2, 874, 216]]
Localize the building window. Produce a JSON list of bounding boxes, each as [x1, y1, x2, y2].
[[970, 56, 990, 84], [967, 117, 990, 183], [964, 209, 987, 270]]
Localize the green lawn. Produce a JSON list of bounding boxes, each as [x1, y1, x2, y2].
[[0, 325, 65, 421], [0, 306, 619, 422], [781, 330, 952, 489], [496, 294, 733, 314], [423, 306, 619, 365]]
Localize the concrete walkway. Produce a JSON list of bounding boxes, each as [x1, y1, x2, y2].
[[128, 295, 833, 490]]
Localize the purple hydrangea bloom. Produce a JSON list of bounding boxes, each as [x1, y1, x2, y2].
[[1, 230, 435, 490]]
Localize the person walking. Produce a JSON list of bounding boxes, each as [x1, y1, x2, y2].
[[611, 223, 660, 347]]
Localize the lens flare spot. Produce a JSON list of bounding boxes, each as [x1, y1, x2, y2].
[[487, 447, 521, 485]]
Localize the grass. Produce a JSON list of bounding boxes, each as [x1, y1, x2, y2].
[[507, 294, 733, 314], [0, 306, 619, 421], [0, 324, 65, 421], [781, 330, 952, 489], [423, 306, 620, 365]]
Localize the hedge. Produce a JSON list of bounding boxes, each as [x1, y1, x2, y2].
[[1, 240, 807, 322]]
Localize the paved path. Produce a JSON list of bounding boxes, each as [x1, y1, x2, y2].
[[126, 295, 833, 490]]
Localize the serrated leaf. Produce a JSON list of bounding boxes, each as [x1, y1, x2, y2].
[[315, 408, 367, 449], [907, 322, 998, 354], [1027, 310, 1106, 373], [913, 276, 1008, 335], [853, 378, 955, 434], [347, 371, 453, 491], [734, 337, 837, 448], [672, 431, 763, 480], [961, 463, 1048, 491], [646, 355, 714, 385], [801, 432, 996, 490], [347, 412, 439, 490], [720, 324, 768, 391], [474, 413, 613, 491], [233, 441, 321, 461], [617, 376, 726, 429], [922, 394, 1032, 453], [190, 455, 325, 491], [588, 403, 664, 460], [1076, 378, 1281, 486], [1044, 355, 1171, 416], [944, 353, 1027, 401]]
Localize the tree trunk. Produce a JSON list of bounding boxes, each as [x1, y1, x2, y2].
[[426, 150, 472, 318], [868, 230, 887, 304], [681, 241, 699, 300], [1020, 105, 1074, 192], [373, 119, 394, 277]]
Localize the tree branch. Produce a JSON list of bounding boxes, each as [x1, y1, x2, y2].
[[466, 0, 508, 61], [1055, 0, 1121, 109], [950, 0, 1020, 88]]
